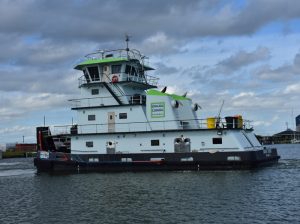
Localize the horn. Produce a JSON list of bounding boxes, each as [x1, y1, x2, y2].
[[182, 92, 187, 97], [193, 103, 202, 111], [171, 100, 179, 108], [161, 86, 167, 93]]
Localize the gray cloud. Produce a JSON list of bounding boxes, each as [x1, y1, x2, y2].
[[189, 47, 270, 88], [154, 62, 179, 76], [0, 0, 300, 141], [217, 47, 270, 72], [255, 52, 300, 81], [1, 0, 300, 43]]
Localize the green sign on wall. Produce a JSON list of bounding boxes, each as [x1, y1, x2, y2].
[[151, 102, 165, 118]]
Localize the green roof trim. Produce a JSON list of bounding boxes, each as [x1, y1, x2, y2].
[[146, 89, 190, 100], [74, 58, 128, 70]]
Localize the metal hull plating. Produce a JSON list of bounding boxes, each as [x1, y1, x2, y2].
[[34, 149, 280, 173]]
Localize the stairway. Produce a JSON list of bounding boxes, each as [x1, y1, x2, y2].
[[103, 82, 126, 105]]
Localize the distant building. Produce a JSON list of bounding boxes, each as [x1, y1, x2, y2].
[[257, 129, 300, 145], [15, 144, 37, 152], [0, 144, 6, 152], [6, 143, 16, 151], [296, 115, 300, 132], [272, 129, 300, 144]]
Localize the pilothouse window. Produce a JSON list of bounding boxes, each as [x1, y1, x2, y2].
[[131, 67, 137, 76], [87, 66, 99, 81], [83, 69, 90, 83], [125, 65, 131, 74], [111, 65, 121, 74], [125, 65, 137, 76]]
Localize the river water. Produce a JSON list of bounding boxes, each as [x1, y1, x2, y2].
[[0, 144, 299, 224]]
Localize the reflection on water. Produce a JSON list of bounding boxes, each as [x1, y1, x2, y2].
[[0, 145, 299, 224]]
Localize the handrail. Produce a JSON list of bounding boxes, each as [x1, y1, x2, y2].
[[69, 94, 146, 108], [84, 48, 146, 63], [78, 72, 159, 87], [52, 118, 253, 135]]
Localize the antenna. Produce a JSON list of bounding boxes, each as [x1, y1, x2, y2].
[[125, 34, 131, 58], [216, 100, 225, 128]]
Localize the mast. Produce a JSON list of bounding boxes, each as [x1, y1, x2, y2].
[[125, 34, 130, 58]]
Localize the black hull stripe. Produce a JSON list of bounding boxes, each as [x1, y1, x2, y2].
[[34, 149, 280, 173]]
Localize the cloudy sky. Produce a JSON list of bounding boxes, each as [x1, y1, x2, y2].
[[1, 0, 300, 144]]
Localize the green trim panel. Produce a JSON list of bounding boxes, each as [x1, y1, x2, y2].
[[147, 89, 190, 100], [75, 58, 128, 70], [151, 102, 165, 118]]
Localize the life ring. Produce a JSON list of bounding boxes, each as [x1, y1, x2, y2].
[[112, 75, 118, 83]]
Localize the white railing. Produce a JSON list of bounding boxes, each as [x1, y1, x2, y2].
[[78, 72, 159, 86], [69, 94, 146, 108], [52, 118, 253, 135]]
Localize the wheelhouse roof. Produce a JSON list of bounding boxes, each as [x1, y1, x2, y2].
[[74, 57, 155, 71]]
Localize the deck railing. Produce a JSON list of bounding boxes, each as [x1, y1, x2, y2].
[[69, 94, 146, 108], [78, 72, 159, 87], [52, 118, 253, 135]]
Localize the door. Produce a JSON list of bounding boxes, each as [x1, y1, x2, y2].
[[108, 112, 115, 132]]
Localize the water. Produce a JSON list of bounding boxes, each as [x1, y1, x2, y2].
[[0, 145, 299, 224]]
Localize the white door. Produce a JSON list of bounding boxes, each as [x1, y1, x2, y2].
[[108, 112, 115, 132]]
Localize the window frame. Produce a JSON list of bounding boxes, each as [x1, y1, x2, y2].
[[88, 115, 96, 121], [91, 89, 99, 95], [119, 113, 127, 119], [151, 139, 160, 146], [86, 141, 94, 147], [212, 138, 222, 144]]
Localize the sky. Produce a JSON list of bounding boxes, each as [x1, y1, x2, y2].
[[0, 0, 300, 144]]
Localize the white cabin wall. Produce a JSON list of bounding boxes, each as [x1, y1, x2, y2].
[[71, 129, 250, 154], [230, 131, 254, 149], [146, 95, 179, 130], [78, 85, 119, 107], [76, 105, 149, 133], [244, 131, 262, 148], [175, 99, 200, 128]]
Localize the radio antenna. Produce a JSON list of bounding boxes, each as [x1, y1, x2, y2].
[[125, 34, 131, 57]]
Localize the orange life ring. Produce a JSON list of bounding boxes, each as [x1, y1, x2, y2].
[[112, 75, 118, 83]]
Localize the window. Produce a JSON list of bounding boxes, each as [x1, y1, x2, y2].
[[91, 89, 99, 95], [83, 69, 90, 83], [130, 67, 137, 76], [88, 66, 99, 81], [111, 65, 121, 74], [88, 115, 96, 121], [212, 138, 222, 144], [125, 65, 131, 74], [119, 113, 127, 119], [151, 139, 160, 146], [86, 141, 93, 147]]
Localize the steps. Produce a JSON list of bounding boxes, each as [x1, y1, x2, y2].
[[103, 82, 126, 105]]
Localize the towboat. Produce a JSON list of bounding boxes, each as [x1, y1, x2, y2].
[[34, 39, 280, 173]]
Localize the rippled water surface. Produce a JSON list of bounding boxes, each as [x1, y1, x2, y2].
[[0, 144, 299, 224]]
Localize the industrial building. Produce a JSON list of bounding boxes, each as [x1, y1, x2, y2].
[[296, 115, 300, 132]]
